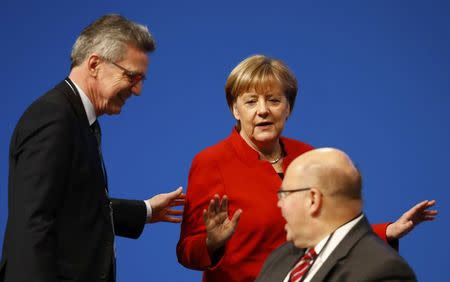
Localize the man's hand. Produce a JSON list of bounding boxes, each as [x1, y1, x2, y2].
[[386, 200, 437, 240], [203, 194, 242, 254], [147, 187, 185, 223]]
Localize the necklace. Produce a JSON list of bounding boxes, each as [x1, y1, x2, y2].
[[268, 154, 283, 164]]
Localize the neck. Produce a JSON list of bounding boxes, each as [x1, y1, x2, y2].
[[311, 211, 361, 246], [240, 133, 283, 162], [69, 68, 102, 116]]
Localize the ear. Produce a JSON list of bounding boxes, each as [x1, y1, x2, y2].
[[232, 103, 240, 121], [285, 104, 291, 121], [308, 188, 323, 217], [86, 54, 102, 77]]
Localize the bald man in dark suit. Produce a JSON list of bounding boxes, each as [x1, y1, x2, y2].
[[256, 148, 417, 282]]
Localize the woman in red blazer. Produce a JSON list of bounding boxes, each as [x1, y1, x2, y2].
[[177, 55, 436, 282]]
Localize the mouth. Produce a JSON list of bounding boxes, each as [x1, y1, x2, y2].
[[255, 121, 273, 127], [284, 223, 290, 236], [118, 93, 130, 104]]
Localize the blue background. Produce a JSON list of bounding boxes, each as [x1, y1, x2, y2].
[[1, 0, 449, 281]]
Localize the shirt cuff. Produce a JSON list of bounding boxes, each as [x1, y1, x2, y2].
[[144, 199, 153, 220]]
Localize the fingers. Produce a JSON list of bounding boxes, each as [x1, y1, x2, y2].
[[203, 194, 242, 224], [425, 199, 436, 208], [168, 198, 185, 207], [214, 194, 221, 214], [421, 210, 438, 217], [417, 209, 438, 222], [165, 186, 184, 200], [402, 200, 431, 218], [165, 209, 183, 216], [162, 216, 183, 223], [230, 209, 242, 228], [411, 200, 429, 212], [221, 195, 228, 212], [207, 195, 220, 215], [203, 209, 208, 223]]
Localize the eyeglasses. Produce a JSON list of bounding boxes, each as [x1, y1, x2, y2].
[[277, 187, 311, 200], [105, 59, 146, 85]]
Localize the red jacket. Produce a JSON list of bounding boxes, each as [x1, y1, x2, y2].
[[177, 129, 391, 282]]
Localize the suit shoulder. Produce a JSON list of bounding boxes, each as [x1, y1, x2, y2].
[[266, 241, 296, 260], [256, 242, 300, 282], [191, 136, 231, 165], [346, 233, 417, 280], [18, 86, 74, 124], [261, 242, 297, 271], [12, 87, 77, 146]]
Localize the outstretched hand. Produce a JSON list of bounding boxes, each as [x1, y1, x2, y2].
[[203, 194, 242, 254], [386, 200, 437, 240], [147, 187, 185, 223]]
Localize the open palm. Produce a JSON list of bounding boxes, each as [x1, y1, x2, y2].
[[203, 194, 242, 253]]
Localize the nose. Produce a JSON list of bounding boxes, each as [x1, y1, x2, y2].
[[256, 100, 269, 116], [131, 81, 143, 96], [277, 198, 283, 208]]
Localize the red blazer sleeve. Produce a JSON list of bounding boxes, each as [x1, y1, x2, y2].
[[371, 223, 389, 242], [371, 222, 398, 250], [177, 152, 225, 270]]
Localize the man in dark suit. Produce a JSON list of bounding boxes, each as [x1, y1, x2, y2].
[[256, 148, 417, 282], [0, 15, 184, 282]]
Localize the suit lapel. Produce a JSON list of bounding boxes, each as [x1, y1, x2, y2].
[[54, 78, 110, 217], [55, 78, 90, 128], [277, 244, 306, 281], [310, 216, 372, 282], [258, 242, 306, 282]]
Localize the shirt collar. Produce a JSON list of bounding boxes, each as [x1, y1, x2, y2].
[[313, 213, 364, 261], [72, 81, 97, 126]]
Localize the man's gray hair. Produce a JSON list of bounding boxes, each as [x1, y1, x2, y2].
[[70, 14, 155, 68]]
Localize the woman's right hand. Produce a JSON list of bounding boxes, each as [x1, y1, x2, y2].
[[203, 194, 242, 255]]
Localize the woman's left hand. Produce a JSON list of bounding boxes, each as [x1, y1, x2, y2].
[[386, 200, 437, 240]]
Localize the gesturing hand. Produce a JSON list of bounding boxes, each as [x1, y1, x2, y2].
[[386, 200, 438, 240], [203, 194, 242, 254], [147, 187, 185, 223]]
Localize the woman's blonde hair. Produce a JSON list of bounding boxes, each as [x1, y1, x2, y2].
[[225, 55, 298, 112]]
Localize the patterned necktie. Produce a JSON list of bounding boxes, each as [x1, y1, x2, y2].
[[289, 248, 317, 282]]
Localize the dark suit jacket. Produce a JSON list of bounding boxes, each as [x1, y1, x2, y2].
[[0, 79, 147, 282], [256, 216, 417, 282]]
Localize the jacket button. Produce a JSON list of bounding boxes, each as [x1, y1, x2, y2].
[[100, 272, 107, 280]]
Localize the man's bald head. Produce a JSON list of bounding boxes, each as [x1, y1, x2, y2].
[[286, 148, 362, 201], [278, 148, 363, 248]]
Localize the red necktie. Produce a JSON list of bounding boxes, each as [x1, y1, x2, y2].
[[289, 248, 317, 282]]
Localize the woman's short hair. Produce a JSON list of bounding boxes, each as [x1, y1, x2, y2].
[[70, 14, 156, 69], [225, 55, 298, 112]]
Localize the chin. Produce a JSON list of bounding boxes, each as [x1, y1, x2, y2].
[[254, 133, 280, 144], [106, 106, 123, 115], [291, 238, 306, 249]]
